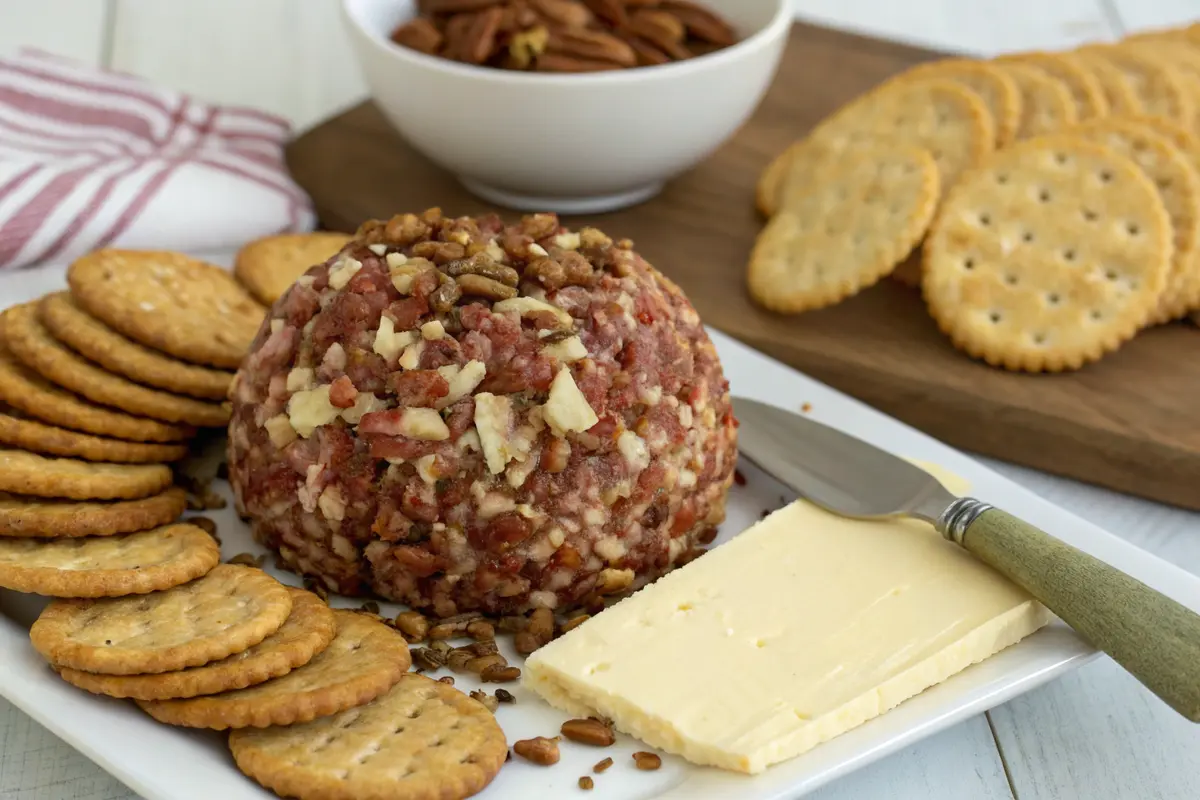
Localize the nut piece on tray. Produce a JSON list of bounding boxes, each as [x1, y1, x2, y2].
[[227, 209, 738, 618], [389, 1, 739, 72]]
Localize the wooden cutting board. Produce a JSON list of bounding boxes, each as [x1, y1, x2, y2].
[[286, 22, 1200, 511]]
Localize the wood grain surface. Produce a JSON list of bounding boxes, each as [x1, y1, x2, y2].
[[285, 21, 1200, 511]]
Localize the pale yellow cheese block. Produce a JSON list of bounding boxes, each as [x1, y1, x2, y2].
[[523, 464, 1051, 774]]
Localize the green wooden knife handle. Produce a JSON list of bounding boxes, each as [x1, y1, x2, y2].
[[961, 507, 1200, 722]]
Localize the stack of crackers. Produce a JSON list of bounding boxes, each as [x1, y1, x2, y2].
[[751, 22, 1200, 372], [0, 250, 258, 602], [16, 556, 506, 798]]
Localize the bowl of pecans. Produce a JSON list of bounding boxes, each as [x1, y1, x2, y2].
[[341, 0, 791, 213]]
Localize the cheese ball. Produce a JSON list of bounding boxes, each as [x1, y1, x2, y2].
[[228, 210, 737, 617]]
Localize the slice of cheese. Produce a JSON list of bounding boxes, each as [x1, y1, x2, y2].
[[523, 465, 1051, 774]]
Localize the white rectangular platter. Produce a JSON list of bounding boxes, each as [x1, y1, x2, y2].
[[3, 263, 1200, 800]]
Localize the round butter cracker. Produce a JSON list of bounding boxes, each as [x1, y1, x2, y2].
[[68, 250, 265, 369], [0, 487, 186, 539], [1069, 117, 1200, 325], [2, 303, 229, 428], [748, 144, 940, 312], [0, 449, 172, 501], [1001, 62, 1078, 138], [39, 292, 232, 401], [923, 135, 1172, 371], [137, 610, 411, 730], [900, 58, 1021, 145], [996, 51, 1109, 121], [0, 409, 186, 464], [0, 337, 191, 443], [229, 672, 507, 800], [0, 522, 217, 597], [757, 77, 993, 218], [31, 564, 290, 673], [58, 588, 335, 700]]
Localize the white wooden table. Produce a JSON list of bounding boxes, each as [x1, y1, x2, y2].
[[1, 1, 1199, 798]]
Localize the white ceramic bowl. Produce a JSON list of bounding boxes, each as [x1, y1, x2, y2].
[[341, 0, 791, 213]]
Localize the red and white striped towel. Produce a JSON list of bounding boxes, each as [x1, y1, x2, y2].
[[0, 50, 315, 271]]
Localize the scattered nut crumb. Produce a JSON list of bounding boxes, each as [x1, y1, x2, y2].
[[578, 776, 595, 790], [394, 610, 430, 642], [185, 483, 226, 511], [559, 613, 590, 635], [593, 757, 613, 773], [446, 649, 474, 672], [801, 402, 813, 413], [189, 516, 217, 538], [466, 654, 507, 674], [428, 612, 483, 640], [467, 619, 496, 640], [494, 688, 515, 704], [498, 615, 528, 633], [516, 607, 555, 654], [513, 736, 560, 766], [411, 647, 446, 672], [470, 689, 500, 712], [466, 639, 498, 657], [481, 664, 521, 683], [633, 752, 662, 771], [438, 675, 455, 686]]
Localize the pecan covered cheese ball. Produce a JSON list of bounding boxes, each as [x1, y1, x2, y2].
[[228, 210, 737, 617]]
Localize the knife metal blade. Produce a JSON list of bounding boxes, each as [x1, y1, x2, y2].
[[731, 396, 959, 526]]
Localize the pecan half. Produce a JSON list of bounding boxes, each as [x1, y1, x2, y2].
[[391, 18, 444, 54], [525, 257, 567, 290], [395, 610, 430, 641], [470, 688, 500, 712], [581, 0, 626, 26], [530, 0, 594, 29], [537, 51, 624, 71], [456, 273, 519, 300], [460, 6, 505, 64], [622, 33, 672, 66], [627, 9, 692, 60], [442, 12, 477, 60], [481, 663, 522, 682], [430, 275, 462, 313], [561, 717, 616, 746], [662, 0, 737, 46], [443, 254, 520, 286], [412, 240, 466, 264], [545, 28, 636, 68], [499, 0, 540, 31]]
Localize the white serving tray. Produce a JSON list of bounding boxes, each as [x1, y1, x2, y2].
[[4, 265, 1200, 800]]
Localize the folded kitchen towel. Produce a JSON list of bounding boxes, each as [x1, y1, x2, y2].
[[0, 49, 315, 271]]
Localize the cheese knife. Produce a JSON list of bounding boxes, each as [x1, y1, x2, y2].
[[732, 396, 1200, 722]]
